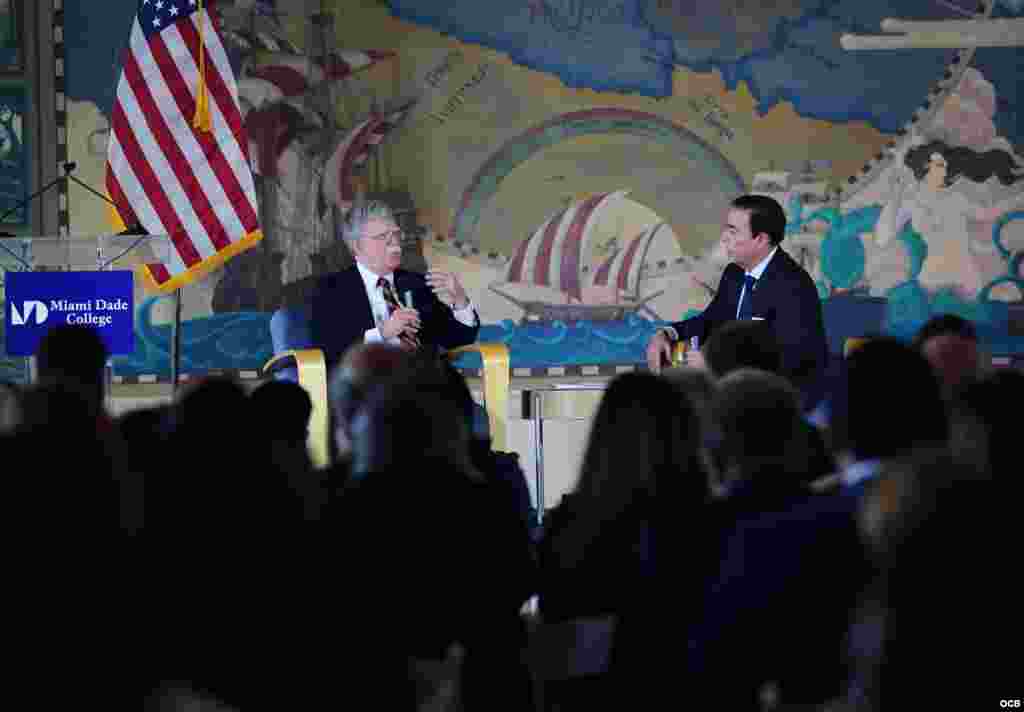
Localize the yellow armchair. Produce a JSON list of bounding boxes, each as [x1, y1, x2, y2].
[[844, 336, 871, 357], [447, 343, 511, 453], [262, 349, 331, 468]]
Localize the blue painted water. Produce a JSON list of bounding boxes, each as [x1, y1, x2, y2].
[[5, 261, 1020, 387], [95, 291, 1022, 380]]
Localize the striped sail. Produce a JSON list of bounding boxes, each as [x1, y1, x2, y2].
[[504, 190, 629, 302], [590, 222, 666, 298]]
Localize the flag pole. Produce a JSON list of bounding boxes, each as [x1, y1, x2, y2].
[[171, 289, 183, 395], [106, 0, 263, 401]]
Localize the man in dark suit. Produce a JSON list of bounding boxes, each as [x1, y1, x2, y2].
[[309, 200, 480, 371], [647, 194, 827, 401]]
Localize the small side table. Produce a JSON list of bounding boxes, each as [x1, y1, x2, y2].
[[520, 381, 609, 521]]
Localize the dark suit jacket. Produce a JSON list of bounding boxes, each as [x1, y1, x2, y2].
[[333, 466, 538, 708], [688, 491, 870, 708], [309, 266, 480, 370], [670, 247, 827, 396]]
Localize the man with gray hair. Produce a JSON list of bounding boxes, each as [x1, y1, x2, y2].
[[309, 200, 479, 370]]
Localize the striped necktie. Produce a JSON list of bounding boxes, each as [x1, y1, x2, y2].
[[378, 277, 420, 350]]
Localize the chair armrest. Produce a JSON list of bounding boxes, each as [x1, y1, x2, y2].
[[263, 348, 330, 469], [447, 342, 510, 452], [844, 336, 870, 357]]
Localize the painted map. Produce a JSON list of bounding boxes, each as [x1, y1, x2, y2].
[[386, 0, 1024, 151]]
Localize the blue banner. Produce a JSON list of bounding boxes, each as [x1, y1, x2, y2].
[[4, 270, 134, 356]]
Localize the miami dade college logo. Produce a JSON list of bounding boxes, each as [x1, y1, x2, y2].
[[10, 300, 49, 325], [4, 271, 134, 357]]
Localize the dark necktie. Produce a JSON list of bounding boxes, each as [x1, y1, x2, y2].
[[737, 274, 757, 320], [378, 277, 420, 350]]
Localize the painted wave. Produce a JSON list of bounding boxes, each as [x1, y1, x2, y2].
[[110, 296, 275, 377], [101, 288, 1023, 379]]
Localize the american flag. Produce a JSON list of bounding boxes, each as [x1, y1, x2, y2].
[[105, 0, 262, 292]]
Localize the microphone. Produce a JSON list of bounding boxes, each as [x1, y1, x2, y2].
[[59, 162, 154, 268], [403, 290, 414, 309], [62, 163, 148, 236]]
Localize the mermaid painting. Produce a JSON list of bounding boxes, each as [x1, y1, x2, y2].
[[876, 139, 1024, 297]]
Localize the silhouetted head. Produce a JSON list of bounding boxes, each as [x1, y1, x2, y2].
[[703, 319, 783, 379], [171, 376, 250, 444], [250, 379, 313, 443], [837, 337, 948, 460], [913, 313, 982, 396], [35, 324, 108, 411], [328, 342, 412, 452], [349, 366, 477, 479], [950, 368, 1024, 482], [712, 367, 806, 487], [575, 371, 707, 519], [552, 371, 709, 571]]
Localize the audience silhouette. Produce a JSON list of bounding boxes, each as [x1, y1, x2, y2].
[[6, 317, 1017, 709]]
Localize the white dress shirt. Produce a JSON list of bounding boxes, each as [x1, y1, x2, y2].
[[357, 261, 477, 345], [662, 246, 778, 342]]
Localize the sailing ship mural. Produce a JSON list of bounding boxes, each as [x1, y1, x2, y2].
[[42, 0, 1024, 383], [588, 222, 671, 318], [490, 191, 667, 323]]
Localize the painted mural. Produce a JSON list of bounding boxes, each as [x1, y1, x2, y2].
[[38, 0, 1024, 378]]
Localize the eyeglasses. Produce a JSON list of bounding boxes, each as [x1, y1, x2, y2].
[[363, 229, 403, 244]]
